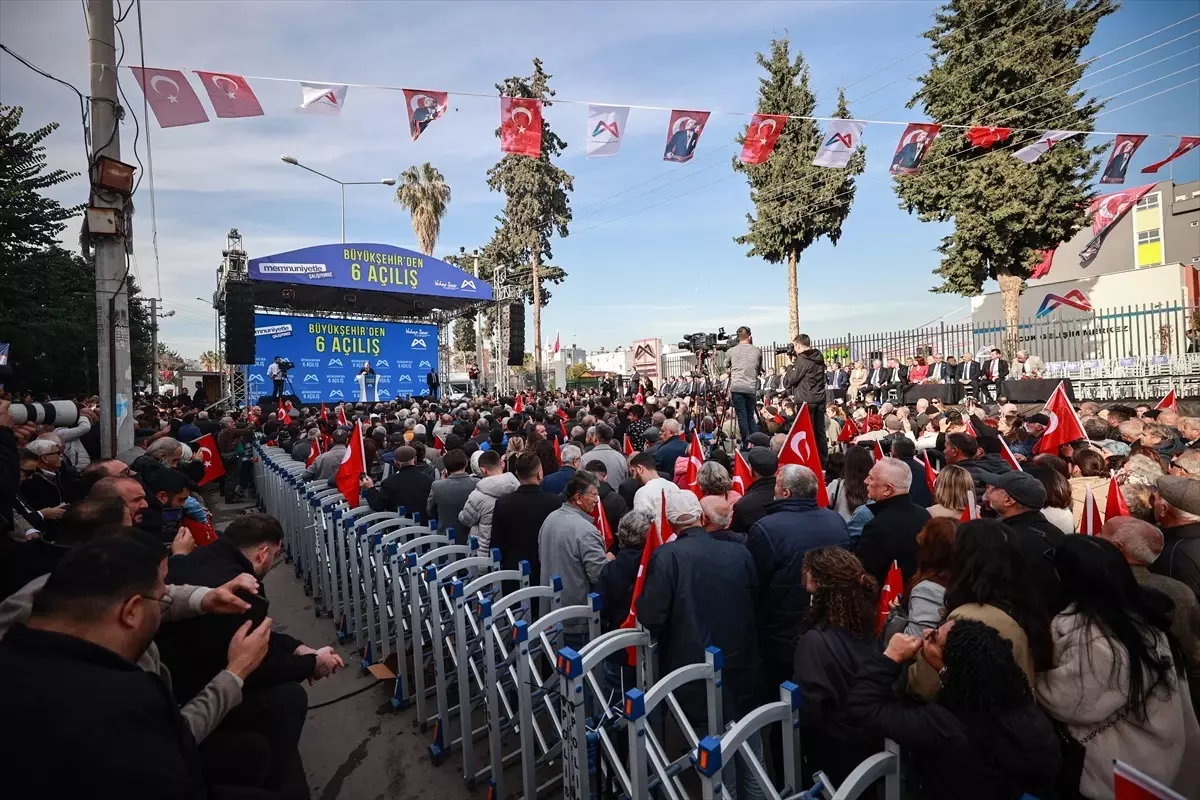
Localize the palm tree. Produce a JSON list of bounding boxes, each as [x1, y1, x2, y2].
[[394, 162, 451, 256]]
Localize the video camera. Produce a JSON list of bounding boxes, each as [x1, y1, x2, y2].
[[678, 328, 730, 353], [278, 360, 295, 372]]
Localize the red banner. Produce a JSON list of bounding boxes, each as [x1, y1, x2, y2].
[[889, 123, 941, 175], [194, 71, 264, 119], [500, 97, 543, 158], [739, 114, 787, 165], [663, 109, 710, 163], [403, 89, 448, 141], [1100, 134, 1147, 184], [131, 67, 209, 128]]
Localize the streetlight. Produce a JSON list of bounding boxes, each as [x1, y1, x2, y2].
[[279, 155, 396, 243]]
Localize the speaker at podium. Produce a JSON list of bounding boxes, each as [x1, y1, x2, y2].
[[357, 372, 379, 403]]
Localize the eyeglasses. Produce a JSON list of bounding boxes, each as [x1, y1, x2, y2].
[[139, 593, 173, 612]]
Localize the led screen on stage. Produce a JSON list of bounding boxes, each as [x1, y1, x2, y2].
[[246, 313, 438, 403]]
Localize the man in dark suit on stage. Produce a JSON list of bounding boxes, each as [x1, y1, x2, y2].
[[978, 347, 1008, 400]]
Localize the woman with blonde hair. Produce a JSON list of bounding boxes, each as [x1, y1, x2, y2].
[[927, 464, 972, 518], [847, 360, 868, 402], [502, 435, 525, 472]]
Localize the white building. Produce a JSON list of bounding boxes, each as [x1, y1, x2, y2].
[[587, 347, 634, 375]]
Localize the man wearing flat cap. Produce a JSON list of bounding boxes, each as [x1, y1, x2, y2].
[[1153, 475, 1200, 598], [981, 470, 1067, 613]]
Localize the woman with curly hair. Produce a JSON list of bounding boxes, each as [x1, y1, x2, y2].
[[791, 547, 883, 785], [846, 620, 1061, 800]]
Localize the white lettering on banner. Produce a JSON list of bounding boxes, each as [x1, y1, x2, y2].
[[254, 324, 293, 338], [432, 279, 459, 291], [301, 358, 321, 368], [258, 263, 328, 275]]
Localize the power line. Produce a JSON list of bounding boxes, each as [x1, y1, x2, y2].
[[134, 0, 161, 299]]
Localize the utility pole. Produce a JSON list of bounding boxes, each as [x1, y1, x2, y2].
[[88, 0, 132, 457], [474, 252, 485, 390], [150, 298, 158, 396]]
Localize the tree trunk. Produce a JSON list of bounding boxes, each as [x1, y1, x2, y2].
[[787, 247, 800, 342], [996, 268, 1022, 357], [531, 244, 543, 391]]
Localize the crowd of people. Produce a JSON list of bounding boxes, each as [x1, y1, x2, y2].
[[3, 328, 1200, 798]]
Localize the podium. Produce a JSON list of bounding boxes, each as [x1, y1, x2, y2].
[[357, 373, 379, 403]]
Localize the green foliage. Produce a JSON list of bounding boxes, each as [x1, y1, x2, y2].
[[394, 162, 451, 255], [566, 361, 593, 381], [483, 58, 573, 306], [896, 0, 1116, 295], [452, 315, 476, 355], [0, 105, 82, 263], [0, 105, 150, 395]]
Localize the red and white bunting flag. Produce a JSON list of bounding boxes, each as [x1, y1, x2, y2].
[[1141, 135, 1200, 174], [683, 432, 705, 500], [337, 404, 349, 426], [623, 434, 635, 457], [965, 126, 1012, 149], [777, 403, 830, 507], [813, 119, 863, 168], [732, 449, 752, 495], [334, 421, 367, 508], [131, 67, 209, 128], [1100, 134, 1147, 185], [306, 434, 323, 468], [189, 433, 225, 485], [1080, 183, 1158, 267], [1012, 130, 1077, 163], [1114, 759, 1187, 799], [873, 439, 886, 462], [998, 435, 1024, 472], [739, 113, 787, 165], [500, 97, 543, 158], [877, 560, 903, 633], [922, 451, 938, 495], [402, 89, 448, 141], [590, 501, 614, 551], [1155, 388, 1178, 412], [1105, 475, 1131, 520], [1030, 248, 1056, 280], [663, 109, 711, 164], [960, 490, 979, 521], [194, 71, 263, 118], [620, 491, 668, 664], [1080, 486, 1103, 536], [890, 123, 941, 175], [296, 82, 347, 116], [1034, 382, 1088, 456], [837, 416, 860, 443]]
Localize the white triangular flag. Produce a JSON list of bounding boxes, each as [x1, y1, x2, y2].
[[813, 119, 864, 168], [297, 83, 348, 117], [1012, 130, 1077, 163], [586, 104, 630, 157]]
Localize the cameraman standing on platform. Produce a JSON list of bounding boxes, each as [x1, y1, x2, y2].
[[784, 333, 828, 465], [725, 326, 762, 451], [267, 356, 285, 399]]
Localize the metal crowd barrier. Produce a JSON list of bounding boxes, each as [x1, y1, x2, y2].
[[254, 443, 905, 800]]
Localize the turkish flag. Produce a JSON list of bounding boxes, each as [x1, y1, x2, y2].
[[1155, 389, 1178, 412], [277, 397, 286, 417], [337, 405, 349, 426], [1113, 760, 1182, 799], [334, 421, 367, 508], [131, 67, 209, 128], [402, 89, 448, 141], [500, 97, 543, 158], [305, 435, 322, 468], [777, 403, 829, 507], [552, 436, 561, 465], [620, 490, 668, 664], [1105, 475, 1131, 520], [513, 394, 525, 414], [873, 439, 886, 462], [194, 71, 264, 118], [1141, 135, 1200, 174], [683, 432, 705, 500], [964, 416, 979, 438], [923, 451, 938, 495], [965, 126, 1011, 149], [837, 416, 860, 443], [732, 449, 753, 495], [183, 515, 218, 547], [1030, 248, 1055, 280], [623, 434, 635, 457], [998, 435, 1024, 472], [739, 114, 787, 165], [635, 390, 645, 405], [1080, 486, 1103, 536], [590, 501, 614, 551], [432, 434, 446, 453], [190, 434, 225, 486], [877, 560, 903, 633], [961, 490, 979, 521], [320, 402, 329, 421], [1033, 382, 1087, 455]]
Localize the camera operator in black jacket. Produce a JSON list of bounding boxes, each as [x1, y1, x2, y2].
[[783, 334, 829, 465]]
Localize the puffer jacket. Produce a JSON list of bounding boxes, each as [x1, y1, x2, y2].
[[458, 473, 519, 550]]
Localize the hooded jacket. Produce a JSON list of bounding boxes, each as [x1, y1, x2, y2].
[[784, 348, 827, 405], [458, 473, 519, 550]]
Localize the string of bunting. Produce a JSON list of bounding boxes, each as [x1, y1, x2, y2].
[[128, 65, 1199, 184]]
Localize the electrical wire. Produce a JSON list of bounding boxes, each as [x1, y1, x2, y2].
[[307, 681, 382, 711], [0, 43, 92, 168], [134, 0, 162, 299]]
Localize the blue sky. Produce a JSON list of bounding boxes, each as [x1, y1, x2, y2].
[[2, 0, 1197, 358]]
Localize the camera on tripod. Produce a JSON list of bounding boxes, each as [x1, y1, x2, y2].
[[278, 360, 295, 372], [678, 328, 730, 353]]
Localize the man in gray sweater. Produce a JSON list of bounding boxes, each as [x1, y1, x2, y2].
[[538, 470, 613, 643], [724, 326, 762, 450], [426, 448, 478, 541]]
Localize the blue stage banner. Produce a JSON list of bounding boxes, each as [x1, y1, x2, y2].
[[248, 242, 493, 301], [246, 313, 438, 403]]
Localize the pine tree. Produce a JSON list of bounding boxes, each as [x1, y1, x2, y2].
[[734, 39, 866, 340], [486, 59, 574, 390], [897, 0, 1116, 352], [0, 105, 81, 263], [452, 316, 476, 358]]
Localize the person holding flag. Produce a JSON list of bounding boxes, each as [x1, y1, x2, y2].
[[634, 490, 764, 794], [302, 428, 349, 482], [594, 509, 654, 692], [856, 457, 931, 589]]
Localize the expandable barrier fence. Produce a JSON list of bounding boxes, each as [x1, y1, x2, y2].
[[254, 444, 904, 799]]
